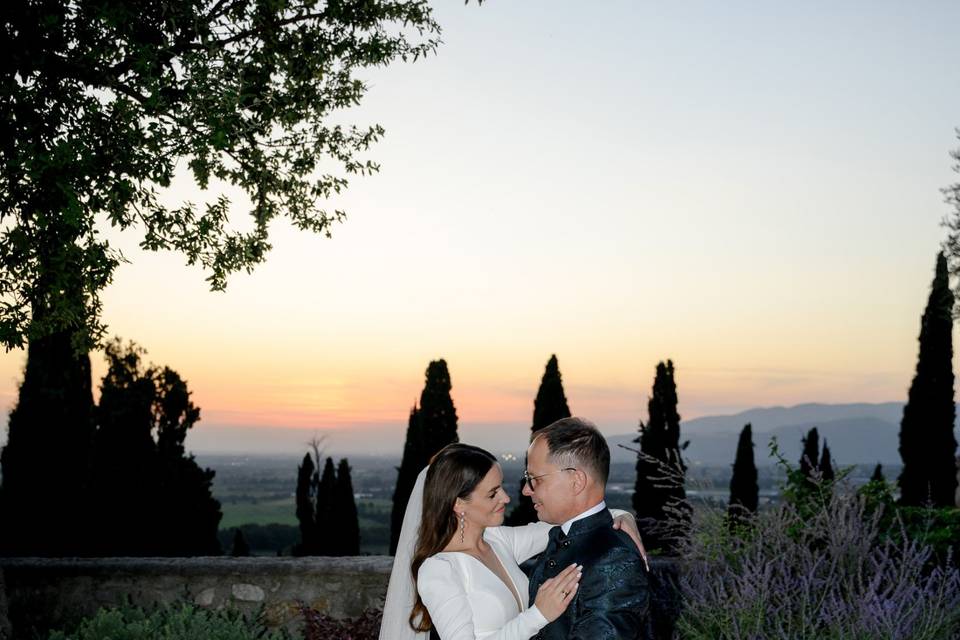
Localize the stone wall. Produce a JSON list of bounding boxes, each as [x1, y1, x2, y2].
[[0, 556, 680, 639], [0, 556, 393, 639]]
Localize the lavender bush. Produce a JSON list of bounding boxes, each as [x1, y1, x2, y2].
[[675, 484, 960, 640]]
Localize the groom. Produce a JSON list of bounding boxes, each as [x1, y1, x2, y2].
[[523, 417, 649, 640]]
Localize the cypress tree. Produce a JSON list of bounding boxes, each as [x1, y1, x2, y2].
[[506, 355, 571, 526], [294, 453, 317, 556], [89, 339, 159, 556], [390, 359, 459, 554], [728, 423, 758, 524], [871, 464, 885, 484], [898, 253, 958, 507], [316, 457, 337, 555], [532, 355, 571, 432], [632, 360, 690, 553], [0, 328, 95, 556], [418, 359, 459, 457], [232, 529, 251, 557], [333, 458, 360, 556], [800, 427, 820, 487], [819, 440, 835, 483], [390, 403, 422, 555]]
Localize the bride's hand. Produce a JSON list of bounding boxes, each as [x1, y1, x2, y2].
[[613, 513, 650, 571], [534, 563, 581, 622]]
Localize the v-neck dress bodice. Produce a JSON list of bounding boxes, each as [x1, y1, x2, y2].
[[417, 522, 552, 640]]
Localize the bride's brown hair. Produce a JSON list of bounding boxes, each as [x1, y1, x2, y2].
[[408, 443, 498, 632]]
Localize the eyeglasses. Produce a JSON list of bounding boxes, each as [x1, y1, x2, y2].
[[522, 467, 576, 490]]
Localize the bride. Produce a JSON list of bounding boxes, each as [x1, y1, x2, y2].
[[379, 443, 644, 640]]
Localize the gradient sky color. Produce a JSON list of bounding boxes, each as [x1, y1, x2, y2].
[[2, 1, 959, 455]]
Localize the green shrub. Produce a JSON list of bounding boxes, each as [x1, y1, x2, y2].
[[48, 604, 289, 640]]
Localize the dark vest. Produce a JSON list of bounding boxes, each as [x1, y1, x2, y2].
[[527, 509, 649, 640]]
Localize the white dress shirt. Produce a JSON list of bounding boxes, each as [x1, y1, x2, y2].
[[559, 500, 607, 535]]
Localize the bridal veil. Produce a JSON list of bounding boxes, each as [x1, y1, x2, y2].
[[379, 466, 430, 640]]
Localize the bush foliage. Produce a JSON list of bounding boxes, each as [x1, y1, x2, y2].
[[676, 441, 960, 640], [47, 604, 288, 640]]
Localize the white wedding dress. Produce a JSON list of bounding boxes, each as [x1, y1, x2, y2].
[[417, 522, 553, 640]]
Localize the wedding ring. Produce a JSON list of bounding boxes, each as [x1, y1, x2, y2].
[[561, 590, 568, 598]]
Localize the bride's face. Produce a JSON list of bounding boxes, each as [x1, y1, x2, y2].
[[457, 464, 511, 529]]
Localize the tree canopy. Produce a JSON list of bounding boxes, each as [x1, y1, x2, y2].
[[0, 0, 441, 349]]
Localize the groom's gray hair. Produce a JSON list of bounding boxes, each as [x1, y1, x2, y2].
[[534, 417, 610, 486]]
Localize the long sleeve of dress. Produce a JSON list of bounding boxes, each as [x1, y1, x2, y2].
[[494, 509, 631, 565], [418, 557, 548, 640]]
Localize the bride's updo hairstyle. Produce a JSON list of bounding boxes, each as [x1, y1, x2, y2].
[[409, 443, 498, 632]]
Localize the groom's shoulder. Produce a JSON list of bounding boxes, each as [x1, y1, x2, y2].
[[578, 523, 643, 563], [569, 511, 642, 562]]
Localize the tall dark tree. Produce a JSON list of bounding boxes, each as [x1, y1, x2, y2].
[[332, 458, 360, 556], [86, 340, 221, 556], [418, 360, 459, 458], [532, 355, 572, 432], [898, 253, 958, 507], [871, 464, 885, 484], [294, 452, 317, 556], [390, 360, 459, 554], [0, 328, 95, 555], [818, 440, 835, 483], [231, 529, 251, 557], [88, 340, 161, 555], [316, 457, 337, 556], [506, 355, 572, 525], [632, 360, 690, 553], [728, 424, 758, 525], [799, 427, 820, 488], [151, 366, 221, 556], [390, 403, 422, 555]]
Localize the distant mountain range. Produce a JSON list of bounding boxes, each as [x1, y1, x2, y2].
[[608, 402, 959, 467], [172, 401, 959, 466]]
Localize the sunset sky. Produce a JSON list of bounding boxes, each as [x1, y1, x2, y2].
[[2, 1, 959, 455]]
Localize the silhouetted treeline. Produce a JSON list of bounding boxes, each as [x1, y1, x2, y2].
[[294, 450, 360, 556], [0, 337, 221, 556]]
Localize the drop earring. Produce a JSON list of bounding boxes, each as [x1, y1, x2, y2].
[[459, 512, 465, 544]]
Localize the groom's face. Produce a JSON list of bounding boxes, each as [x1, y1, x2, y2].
[[522, 436, 575, 524]]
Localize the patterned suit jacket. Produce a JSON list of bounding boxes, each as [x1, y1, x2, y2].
[[526, 509, 649, 640]]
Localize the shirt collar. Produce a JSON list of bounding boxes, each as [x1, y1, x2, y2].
[[560, 500, 606, 535]]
